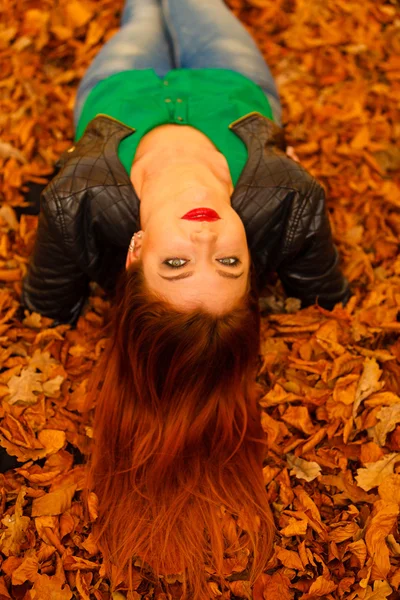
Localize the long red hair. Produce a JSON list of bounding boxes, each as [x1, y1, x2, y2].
[[85, 260, 275, 598]]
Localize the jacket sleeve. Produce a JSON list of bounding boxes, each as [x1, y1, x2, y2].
[[21, 192, 90, 326], [276, 182, 351, 310]]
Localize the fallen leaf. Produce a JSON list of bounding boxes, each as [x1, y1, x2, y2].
[[356, 453, 400, 491], [365, 500, 399, 579], [287, 453, 322, 482]]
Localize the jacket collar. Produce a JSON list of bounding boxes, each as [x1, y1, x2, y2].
[[64, 112, 285, 197]]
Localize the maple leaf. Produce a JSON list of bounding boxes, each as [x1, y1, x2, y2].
[[286, 453, 321, 482], [356, 453, 400, 491], [6, 366, 43, 405]]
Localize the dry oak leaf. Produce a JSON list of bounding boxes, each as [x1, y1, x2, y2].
[[361, 442, 385, 465], [75, 570, 91, 600], [328, 521, 360, 543], [320, 474, 376, 504], [281, 406, 317, 435], [305, 575, 337, 597], [365, 391, 400, 407], [34, 515, 59, 545], [275, 546, 304, 570], [378, 474, 400, 504], [37, 429, 66, 456], [6, 366, 42, 405], [62, 554, 100, 571], [353, 358, 384, 418], [365, 499, 399, 580], [259, 382, 303, 406], [356, 453, 400, 491], [253, 572, 292, 600], [22, 311, 43, 329], [0, 576, 11, 600], [11, 552, 39, 585], [372, 404, 400, 446], [357, 580, 393, 600], [31, 484, 77, 517], [0, 487, 30, 557], [29, 554, 72, 600], [279, 516, 308, 537], [261, 410, 290, 446], [346, 539, 367, 569], [286, 453, 321, 482], [42, 375, 65, 397]]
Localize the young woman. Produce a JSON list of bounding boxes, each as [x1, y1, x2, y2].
[[19, 0, 351, 597]]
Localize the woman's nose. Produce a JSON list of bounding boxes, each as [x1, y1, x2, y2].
[[190, 226, 217, 242]]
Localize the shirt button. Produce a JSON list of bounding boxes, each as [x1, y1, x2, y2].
[[164, 81, 169, 86], [177, 98, 182, 103], [177, 116, 183, 121], [165, 98, 171, 103]]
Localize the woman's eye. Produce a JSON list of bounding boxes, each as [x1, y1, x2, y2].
[[218, 257, 241, 267], [163, 258, 188, 268], [163, 257, 241, 269]]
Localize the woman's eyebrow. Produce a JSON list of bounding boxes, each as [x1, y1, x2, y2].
[[159, 270, 244, 281]]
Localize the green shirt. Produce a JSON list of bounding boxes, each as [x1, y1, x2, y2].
[[75, 68, 274, 185]]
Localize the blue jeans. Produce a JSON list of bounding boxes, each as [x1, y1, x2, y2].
[[74, 0, 282, 129]]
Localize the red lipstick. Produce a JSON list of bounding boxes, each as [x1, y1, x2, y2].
[[181, 208, 220, 221]]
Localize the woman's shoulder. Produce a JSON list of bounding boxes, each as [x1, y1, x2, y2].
[[41, 117, 140, 257]]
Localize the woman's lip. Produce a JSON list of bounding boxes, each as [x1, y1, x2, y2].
[[181, 208, 221, 221]]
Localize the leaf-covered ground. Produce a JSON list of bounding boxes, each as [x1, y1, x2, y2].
[[1, 0, 400, 598]]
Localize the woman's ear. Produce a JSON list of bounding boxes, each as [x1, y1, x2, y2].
[[125, 234, 143, 269]]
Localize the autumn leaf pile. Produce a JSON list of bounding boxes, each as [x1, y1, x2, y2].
[[0, 0, 400, 598]]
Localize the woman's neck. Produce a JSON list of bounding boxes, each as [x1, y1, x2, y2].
[[130, 126, 234, 227]]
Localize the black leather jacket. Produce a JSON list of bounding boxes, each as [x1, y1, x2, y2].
[[21, 113, 351, 325]]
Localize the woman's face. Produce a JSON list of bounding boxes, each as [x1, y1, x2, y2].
[[126, 199, 250, 313]]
